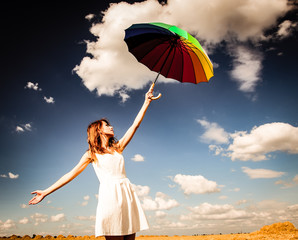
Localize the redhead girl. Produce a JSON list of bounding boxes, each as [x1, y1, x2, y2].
[[29, 83, 160, 240]]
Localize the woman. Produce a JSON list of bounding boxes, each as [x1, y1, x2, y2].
[[29, 83, 160, 240]]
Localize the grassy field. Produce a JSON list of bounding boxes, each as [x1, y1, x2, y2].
[[1, 222, 297, 240]]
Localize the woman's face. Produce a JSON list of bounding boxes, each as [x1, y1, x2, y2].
[[100, 121, 114, 137]]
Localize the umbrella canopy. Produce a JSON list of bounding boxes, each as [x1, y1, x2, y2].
[[124, 22, 214, 84]]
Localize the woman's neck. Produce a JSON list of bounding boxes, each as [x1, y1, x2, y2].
[[100, 135, 110, 149]]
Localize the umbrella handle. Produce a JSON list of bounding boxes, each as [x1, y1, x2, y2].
[[150, 81, 162, 100], [151, 93, 162, 100]]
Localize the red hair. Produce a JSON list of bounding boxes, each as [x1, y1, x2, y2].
[[87, 118, 118, 162]]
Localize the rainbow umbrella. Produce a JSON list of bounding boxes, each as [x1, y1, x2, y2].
[[124, 22, 214, 88]]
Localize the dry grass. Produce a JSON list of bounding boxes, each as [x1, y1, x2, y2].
[[1, 222, 297, 240]]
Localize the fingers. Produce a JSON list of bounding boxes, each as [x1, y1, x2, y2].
[[29, 195, 42, 205], [146, 82, 161, 101], [29, 198, 36, 205], [29, 190, 42, 205], [148, 82, 155, 93]]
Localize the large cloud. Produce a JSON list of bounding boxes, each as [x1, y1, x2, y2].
[[229, 45, 263, 93], [142, 192, 179, 211], [202, 121, 298, 161], [74, 0, 293, 101], [173, 174, 220, 195], [242, 167, 285, 179], [197, 119, 229, 144], [182, 202, 250, 220], [131, 184, 179, 211], [228, 122, 298, 161]]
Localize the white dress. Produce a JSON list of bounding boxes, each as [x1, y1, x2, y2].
[[92, 151, 149, 236]]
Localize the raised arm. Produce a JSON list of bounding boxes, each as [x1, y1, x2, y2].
[[29, 152, 92, 205], [118, 82, 160, 152]]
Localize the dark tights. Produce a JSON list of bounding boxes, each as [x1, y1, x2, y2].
[[105, 233, 135, 240]]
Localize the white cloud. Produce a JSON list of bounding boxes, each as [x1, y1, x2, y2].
[[19, 217, 29, 224], [31, 213, 48, 225], [229, 45, 263, 93], [0, 219, 16, 231], [158, 199, 298, 234], [207, 121, 298, 162], [155, 210, 167, 219], [131, 154, 145, 162], [183, 202, 250, 220], [161, 221, 188, 229], [236, 199, 247, 205], [275, 174, 298, 189], [25, 82, 42, 91], [51, 213, 66, 222], [219, 195, 228, 200], [118, 90, 130, 103], [228, 122, 298, 161], [0, 174, 7, 178], [294, 175, 298, 184], [209, 145, 225, 156], [20, 203, 29, 209], [85, 14, 95, 21], [74, 0, 292, 100], [197, 119, 229, 144], [132, 184, 150, 197], [231, 188, 240, 192], [16, 126, 24, 132], [275, 179, 293, 189], [83, 195, 90, 201], [75, 215, 96, 221], [7, 172, 19, 179], [44, 96, 55, 104], [288, 204, 298, 212], [277, 20, 297, 38], [81, 195, 90, 206], [173, 174, 220, 195], [24, 123, 32, 131], [16, 123, 32, 133], [242, 167, 285, 179], [142, 192, 179, 211]]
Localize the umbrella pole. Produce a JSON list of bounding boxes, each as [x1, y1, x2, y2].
[[151, 43, 175, 100], [153, 43, 175, 85], [153, 72, 161, 84], [151, 72, 162, 100]]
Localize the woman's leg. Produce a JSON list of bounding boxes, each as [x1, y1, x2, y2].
[[124, 233, 135, 240], [105, 233, 135, 240], [105, 236, 124, 240]]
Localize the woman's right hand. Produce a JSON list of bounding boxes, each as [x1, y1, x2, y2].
[[145, 82, 161, 103], [29, 190, 47, 205]]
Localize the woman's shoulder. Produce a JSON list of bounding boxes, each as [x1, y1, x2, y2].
[[80, 151, 93, 163]]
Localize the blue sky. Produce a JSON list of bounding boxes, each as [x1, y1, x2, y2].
[[1, 0, 298, 237]]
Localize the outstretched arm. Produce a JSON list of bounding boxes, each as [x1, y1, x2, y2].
[[118, 82, 160, 152], [29, 152, 92, 205]]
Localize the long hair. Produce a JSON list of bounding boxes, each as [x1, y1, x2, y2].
[[87, 118, 118, 162]]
